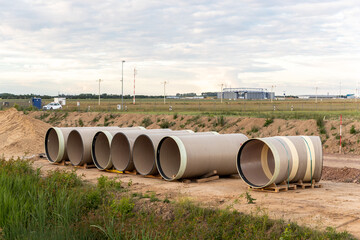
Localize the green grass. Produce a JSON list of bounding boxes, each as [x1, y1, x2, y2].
[[141, 117, 153, 128], [350, 125, 357, 134], [0, 158, 355, 239], [263, 117, 274, 127]]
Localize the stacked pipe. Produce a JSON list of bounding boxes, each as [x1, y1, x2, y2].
[[110, 129, 174, 171], [156, 133, 249, 181], [237, 136, 323, 188], [45, 127, 120, 163], [45, 125, 323, 188], [132, 131, 218, 176], [91, 127, 146, 170]]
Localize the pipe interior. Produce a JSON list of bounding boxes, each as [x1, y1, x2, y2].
[[46, 128, 59, 162], [133, 135, 155, 175], [94, 132, 111, 169], [67, 131, 84, 165], [111, 134, 131, 170], [158, 138, 181, 179], [239, 140, 275, 187]]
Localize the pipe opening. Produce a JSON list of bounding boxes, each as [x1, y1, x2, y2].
[[111, 133, 131, 171], [238, 139, 275, 187], [133, 135, 155, 175], [45, 128, 59, 162], [92, 132, 111, 169], [157, 137, 181, 180], [67, 131, 84, 165]]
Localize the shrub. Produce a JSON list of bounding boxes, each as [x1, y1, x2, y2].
[[251, 126, 259, 133], [141, 117, 153, 128], [78, 118, 84, 127], [316, 117, 326, 134], [350, 125, 357, 134], [159, 120, 175, 128], [263, 118, 274, 127]]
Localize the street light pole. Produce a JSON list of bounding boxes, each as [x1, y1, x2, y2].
[[97, 79, 103, 105], [121, 60, 125, 110], [161, 81, 168, 104]]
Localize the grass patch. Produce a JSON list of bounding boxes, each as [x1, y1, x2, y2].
[[141, 117, 153, 128], [78, 118, 84, 127], [316, 117, 326, 134], [350, 125, 357, 134], [0, 158, 354, 240], [159, 119, 175, 128], [263, 117, 274, 127]]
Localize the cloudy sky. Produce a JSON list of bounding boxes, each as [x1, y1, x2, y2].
[[1, 0, 360, 96]]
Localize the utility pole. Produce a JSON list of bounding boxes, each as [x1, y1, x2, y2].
[[97, 79, 103, 105], [271, 85, 276, 102], [220, 83, 224, 103], [161, 81, 168, 104], [339, 81, 342, 98], [121, 60, 125, 110], [315, 86, 318, 103], [356, 81, 358, 103], [133, 67, 137, 105]]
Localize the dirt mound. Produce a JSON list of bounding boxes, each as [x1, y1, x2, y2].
[[321, 166, 360, 183], [0, 108, 51, 159]]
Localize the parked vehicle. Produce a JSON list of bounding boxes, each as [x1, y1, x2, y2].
[[43, 102, 62, 110]]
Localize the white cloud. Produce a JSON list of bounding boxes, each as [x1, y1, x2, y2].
[[0, 0, 360, 96]]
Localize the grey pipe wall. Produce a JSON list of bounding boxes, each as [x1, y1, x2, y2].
[[45, 127, 118, 163], [111, 129, 172, 171], [66, 127, 121, 166], [45, 127, 76, 163], [132, 130, 211, 175], [237, 136, 323, 188], [91, 127, 145, 170], [156, 133, 248, 180]]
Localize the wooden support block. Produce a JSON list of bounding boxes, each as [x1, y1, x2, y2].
[[182, 179, 192, 184], [74, 163, 96, 169], [144, 174, 162, 179], [200, 170, 217, 179], [124, 170, 137, 175], [52, 160, 70, 166], [196, 175, 219, 183]]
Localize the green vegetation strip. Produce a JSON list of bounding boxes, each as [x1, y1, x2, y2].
[[0, 158, 354, 239]]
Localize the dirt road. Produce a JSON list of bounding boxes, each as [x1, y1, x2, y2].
[[33, 157, 360, 239]]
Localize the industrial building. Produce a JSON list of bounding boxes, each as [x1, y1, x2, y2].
[[218, 88, 275, 100]]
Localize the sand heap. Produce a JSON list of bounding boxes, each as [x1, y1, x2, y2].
[[0, 108, 51, 159]]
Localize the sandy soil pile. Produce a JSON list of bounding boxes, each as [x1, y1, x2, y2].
[[0, 108, 51, 159], [322, 166, 360, 183]]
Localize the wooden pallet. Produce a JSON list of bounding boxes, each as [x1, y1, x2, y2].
[[249, 181, 297, 193], [295, 180, 323, 189]]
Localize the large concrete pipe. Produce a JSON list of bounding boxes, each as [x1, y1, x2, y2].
[[66, 127, 122, 166], [91, 127, 145, 170], [111, 129, 173, 172], [157, 134, 248, 181], [45, 127, 119, 163], [45, 127, 76, 163], [237, 136, 323, 188], [133, 131, 218, 176]]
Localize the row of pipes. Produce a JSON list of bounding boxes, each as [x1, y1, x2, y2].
[[45, 126, 323, 188]]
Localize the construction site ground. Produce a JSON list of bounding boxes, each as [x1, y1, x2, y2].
[[1, 108, 360, 238]]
